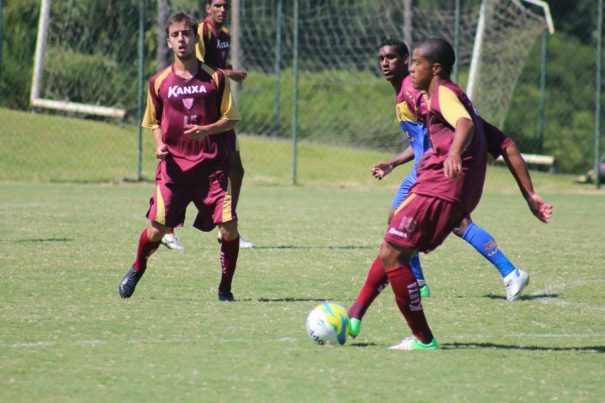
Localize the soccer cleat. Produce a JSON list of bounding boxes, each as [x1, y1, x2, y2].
[[218, 290, 235, 302], [161, 232, 184, 250], [217, 233, 256, 249], [349, 318, 362, 338], [119, 266, 143, 298], [389, 336, 440, 351], [420, 284, 431, 298], [503, 269, 530, 301]]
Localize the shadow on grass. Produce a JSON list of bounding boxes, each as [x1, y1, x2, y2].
[[442, 342, 605, 353], [10, 238, 73, 243], [483, 293, 560, 301], [253, 245, 374, 250], [256, 297, 332, 302]]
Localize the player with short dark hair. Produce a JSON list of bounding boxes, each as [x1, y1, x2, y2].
[[119, 11, 242, 302], [348, 38, 552, 350], [161, 0, 253, 251]]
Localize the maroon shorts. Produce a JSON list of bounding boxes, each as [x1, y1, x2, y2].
[[384, 193, 465, 253], [146, 171, 237, 232]]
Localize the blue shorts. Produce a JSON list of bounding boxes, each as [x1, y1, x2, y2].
[[390, 170, 417, 209]]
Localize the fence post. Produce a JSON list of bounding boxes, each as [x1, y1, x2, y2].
[[137, 0, 145, 181], [291, 0, 299, 185], [453, 0, 460, 83], [273, 0, 282, 139], [538, 31, 548, 154], [596, 0, 603, 189]]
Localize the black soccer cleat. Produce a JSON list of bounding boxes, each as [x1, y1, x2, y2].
[[119, 266, 143, 298], [218, 290, 235, 302]]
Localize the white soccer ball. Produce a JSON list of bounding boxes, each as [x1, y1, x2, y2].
[[306, 302, 350, 346]]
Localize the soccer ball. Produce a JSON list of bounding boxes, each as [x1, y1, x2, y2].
[[306, 302, 350, 346]]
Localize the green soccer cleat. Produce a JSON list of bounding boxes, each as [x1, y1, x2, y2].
[[389, 336, 440, 351], [419, 284, 431, 298], [349, 318, 362, 338]]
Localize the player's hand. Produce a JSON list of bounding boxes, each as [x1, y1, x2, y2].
[[184, 125, 210, 140], [371, 161, 394, 180], [526, 192, 553, 223], [155, 144, 169, 160], [444, 151, 462, 178]]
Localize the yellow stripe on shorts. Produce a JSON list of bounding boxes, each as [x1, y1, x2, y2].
[[221, 179, 234, 223], [155, 185, 166, 225], [393, 193, 417, 216]]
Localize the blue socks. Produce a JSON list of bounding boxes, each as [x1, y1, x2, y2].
[[462, 223, 516, 278], [409, 254, 425, 283]]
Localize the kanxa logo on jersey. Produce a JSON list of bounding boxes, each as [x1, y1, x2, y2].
[[216, 39, 229, 50], [168, 85, 207, 99]]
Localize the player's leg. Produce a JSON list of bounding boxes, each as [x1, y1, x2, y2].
[[119, 182, 188, 298], [228, 145, 254, 249], [390, 175, 430, 297], [347, 254, 389, 337], [379, 241, 438, 350], [217, 220, 240, 302], [193, 171, 240, 301], [161, 227, 185, 250], [453, 216, 529, 301]]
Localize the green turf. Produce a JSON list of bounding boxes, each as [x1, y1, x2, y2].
[[1, 180, 604, 402]]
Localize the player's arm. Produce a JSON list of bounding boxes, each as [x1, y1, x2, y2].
[[152, 128, 169, 160], [185, 71, 240, 140], [438, 86, 474, 178], [501, 141, 553, 223], [142, 78, 168, 160], [371, 146, 414, 180], [223, 64, 248, 83]]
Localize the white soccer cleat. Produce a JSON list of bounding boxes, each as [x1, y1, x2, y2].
[[389, 336, 440, 351], [161, 233, 184, 250], [503, 269, 530, 301], [239, 235, 255, 249], [217, 232, 255, 249]]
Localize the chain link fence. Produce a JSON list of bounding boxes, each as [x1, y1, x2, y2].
[[0, 0, 602, 183]]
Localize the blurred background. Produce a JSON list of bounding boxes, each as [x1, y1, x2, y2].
[[0, 0, 602, 184]]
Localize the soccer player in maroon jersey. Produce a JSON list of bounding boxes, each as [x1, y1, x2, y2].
[[162, 0, 253, 251], [119, 12, 242, 302], [349, 38, 552, 350]]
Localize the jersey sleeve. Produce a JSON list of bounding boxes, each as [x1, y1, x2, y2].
[[195, 22, 208, 62], [483, 118, 513, 159], [436, 86, 472, 129], [141, 78, 162, 129], [219, 74, 240, 121]]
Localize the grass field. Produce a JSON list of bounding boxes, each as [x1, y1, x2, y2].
[[2, 109, 605, 401]]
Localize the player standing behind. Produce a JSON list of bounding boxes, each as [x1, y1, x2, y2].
[[370, 40, 532, 300], [347, 38, 552, 350], [195, 0, 253, 249], [119, 12, 241, 302]]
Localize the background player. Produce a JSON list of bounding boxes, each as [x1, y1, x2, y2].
[[347, 38, 552, 350], [119, 11, 241, 302], [369, 40, 532, 301]]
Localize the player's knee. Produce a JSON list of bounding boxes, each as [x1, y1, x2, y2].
[[453, 216, 472, 237], [147, 223, 168, 242], [219, 221, 239, 242], [379, 242, 415, 270]]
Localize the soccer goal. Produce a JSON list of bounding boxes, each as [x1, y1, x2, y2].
[[30, 0, 136, 120], [467, 0, 554, 127]]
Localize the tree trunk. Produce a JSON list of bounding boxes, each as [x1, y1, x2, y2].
[[157, 0, 172, 70]]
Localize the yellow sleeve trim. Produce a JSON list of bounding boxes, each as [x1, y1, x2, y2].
[[396, 101, 416, 122], [196, 22, 206, 62], [438, 86, 471, 128]]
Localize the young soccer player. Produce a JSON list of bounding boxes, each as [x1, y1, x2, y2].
[[348, 38, 552, 350], [119, 12, 241, 302], [162, 0, 254, 250], [367, 40, 533, 301]]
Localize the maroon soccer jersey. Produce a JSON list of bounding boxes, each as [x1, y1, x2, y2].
[[196, 17, 230, 69], [142, 62, 240, 184], [412, 79, 487, 214]]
